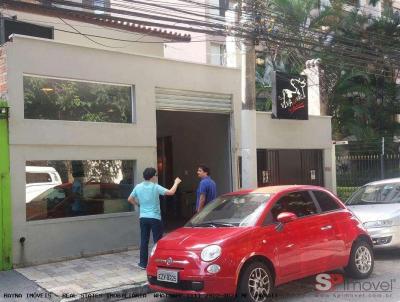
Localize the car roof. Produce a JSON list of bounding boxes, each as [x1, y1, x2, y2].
[[229, 185, 326, 195], [364, 177, 400, 186], [26, 166, 57, 173]]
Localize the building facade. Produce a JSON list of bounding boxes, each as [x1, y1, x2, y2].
[[0, 2, 334, 267]]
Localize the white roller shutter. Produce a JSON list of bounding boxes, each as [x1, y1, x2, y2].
[[155, 87, 232, 114]]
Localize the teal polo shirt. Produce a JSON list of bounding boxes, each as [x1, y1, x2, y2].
[[130, 181, 168, 220]]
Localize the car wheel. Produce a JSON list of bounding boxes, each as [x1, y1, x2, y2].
[[237, 261, 274, 302], [344, 240, 374, 279]]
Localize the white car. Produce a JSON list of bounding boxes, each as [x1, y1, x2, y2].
[[346, 178, 400, 248], [26, 166, 62, 203]]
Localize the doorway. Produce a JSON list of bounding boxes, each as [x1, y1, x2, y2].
[[156, 110, 231, 231], [257, 149, 324, 187]]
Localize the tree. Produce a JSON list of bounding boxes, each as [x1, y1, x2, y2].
[[254, 0, 400, 141]]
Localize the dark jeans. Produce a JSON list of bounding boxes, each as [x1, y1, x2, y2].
[[139, 218, 163, 267]]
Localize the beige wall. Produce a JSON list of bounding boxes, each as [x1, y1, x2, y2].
[[4, 34, 335, 266], [256, 112, 335, 192], [5, 35, 241, 266]]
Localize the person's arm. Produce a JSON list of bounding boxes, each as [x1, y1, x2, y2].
[[128, 195, 139, 207], [165, 177, 182, 196], [197, 193, 206, 213]]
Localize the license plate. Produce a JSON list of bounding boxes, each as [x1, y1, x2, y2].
[[157, 269, 178, 283]]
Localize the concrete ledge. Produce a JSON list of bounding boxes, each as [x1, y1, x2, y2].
[[57, 282, 150, 302]]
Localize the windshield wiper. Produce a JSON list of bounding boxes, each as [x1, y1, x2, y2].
[[191, 222, 236, 228]]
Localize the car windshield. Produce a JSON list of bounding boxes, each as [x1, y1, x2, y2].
[[186, 193, 272, 227], [346, 183, 400, 205]]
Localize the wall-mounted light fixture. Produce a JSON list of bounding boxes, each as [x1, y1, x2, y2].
[[0, 106, 9, 119]]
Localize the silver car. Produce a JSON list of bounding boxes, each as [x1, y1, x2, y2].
[[346, 178, 400, 249]]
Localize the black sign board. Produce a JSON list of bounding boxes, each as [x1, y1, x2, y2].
[[272, 71, 308, 120]]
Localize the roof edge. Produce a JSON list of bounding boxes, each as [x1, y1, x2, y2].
[[2, 0, 191, 42]]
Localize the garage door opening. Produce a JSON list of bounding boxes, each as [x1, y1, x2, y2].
[[156, 110, 232, 231]]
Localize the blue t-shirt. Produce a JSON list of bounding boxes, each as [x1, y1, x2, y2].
[[129, 181, 168, 220], [196, 176, 217, 210]]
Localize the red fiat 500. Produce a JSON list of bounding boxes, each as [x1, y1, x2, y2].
[[147, 185, 374, 302]]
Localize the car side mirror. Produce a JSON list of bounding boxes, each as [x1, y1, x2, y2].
[[277, 212, 297, 224]]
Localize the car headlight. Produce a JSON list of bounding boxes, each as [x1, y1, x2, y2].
[[363, 219, 393, 228], [201, 245, 221, 262], [150, 243, 157, 257]]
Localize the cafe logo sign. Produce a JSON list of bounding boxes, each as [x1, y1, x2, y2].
[[272, 71, 308, 120]]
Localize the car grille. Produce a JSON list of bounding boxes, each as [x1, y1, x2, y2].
[[148, 276, 204, 291]]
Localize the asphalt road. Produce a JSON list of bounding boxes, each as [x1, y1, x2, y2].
[[123, 249, 400, 302]]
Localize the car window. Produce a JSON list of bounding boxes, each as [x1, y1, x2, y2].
[[347, 182, 400, 205], [187, 194, 272, 227], [312, 190, 341, 212], [26, 172, 52, 184], [270, 191, 317, 221]]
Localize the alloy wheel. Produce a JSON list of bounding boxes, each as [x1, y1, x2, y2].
[[355, 245, 372, 274], [248, 267, 271, 302]]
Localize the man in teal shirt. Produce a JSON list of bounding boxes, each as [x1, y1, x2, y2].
[[128, 167, 181, 269]]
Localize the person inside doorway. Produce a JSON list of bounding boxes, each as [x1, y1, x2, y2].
[[196, 164, 217, 213], [128, 167, 181, 270]]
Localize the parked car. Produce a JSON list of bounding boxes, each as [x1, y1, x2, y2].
[[147, 185, 374, 301], [346, 178, 400, 248], [26, 166, 62, 203]]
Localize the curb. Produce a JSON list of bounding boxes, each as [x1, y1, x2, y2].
[[53, 282, 151, 302]]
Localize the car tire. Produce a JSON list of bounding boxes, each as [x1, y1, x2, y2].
[[344, 239, 374, 279], [237, 261, 274, 302]]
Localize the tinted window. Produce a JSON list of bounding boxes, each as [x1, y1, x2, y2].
[[270, 191, 317, 221], [313, 191, 341, 212]]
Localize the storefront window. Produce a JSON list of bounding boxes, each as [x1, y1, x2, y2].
[[26, 160, 135, 221], [24, 75, 133, 123]]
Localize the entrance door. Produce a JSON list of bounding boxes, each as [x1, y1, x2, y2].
[[157, 136, 179, 230], [257, 149, 324, 186]]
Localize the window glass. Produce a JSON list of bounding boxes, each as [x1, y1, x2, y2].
[[26, 160, 135, 221], [24, 75, 133, 123], [313, 190, 341, 212], [26, 172, 52, 184], [346, 183, 400, 205], [270, 191, 317, 221], [187, 194, 271, 227]]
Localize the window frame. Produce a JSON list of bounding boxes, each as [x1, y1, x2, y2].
[[263, 190, 321, 226], [310, 190, 343, 213], [25, 159, 136, 222], [23, 74, 136, 124]]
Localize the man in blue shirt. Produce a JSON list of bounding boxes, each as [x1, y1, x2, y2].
[[128, 167, 181, 269], [196, 165, 217, 213]]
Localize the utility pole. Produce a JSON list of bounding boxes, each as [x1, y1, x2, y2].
[[238, 0, 257, 188]]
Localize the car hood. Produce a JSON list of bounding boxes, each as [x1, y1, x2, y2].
[[157, 227, 253, 250], [347, 204, 400, 222]]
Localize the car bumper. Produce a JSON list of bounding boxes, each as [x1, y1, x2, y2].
[[147, 275, 236, 296], [147, 249, 237, 295], [366, 225, 400, 248]]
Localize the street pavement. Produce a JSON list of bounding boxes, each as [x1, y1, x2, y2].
[[0, 249, 148, 302], [122, 249, 400, 302]]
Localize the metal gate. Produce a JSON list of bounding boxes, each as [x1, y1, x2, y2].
[[257, 149, 324, 187], [155, 87, 232, 114]]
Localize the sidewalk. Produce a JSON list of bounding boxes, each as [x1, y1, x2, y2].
[[0, 249, 150, 302]]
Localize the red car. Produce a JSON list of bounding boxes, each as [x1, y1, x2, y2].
[[147, 185, 374, 302]]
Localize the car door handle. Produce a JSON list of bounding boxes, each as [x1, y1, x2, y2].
[[321, 225, 332, 231]]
